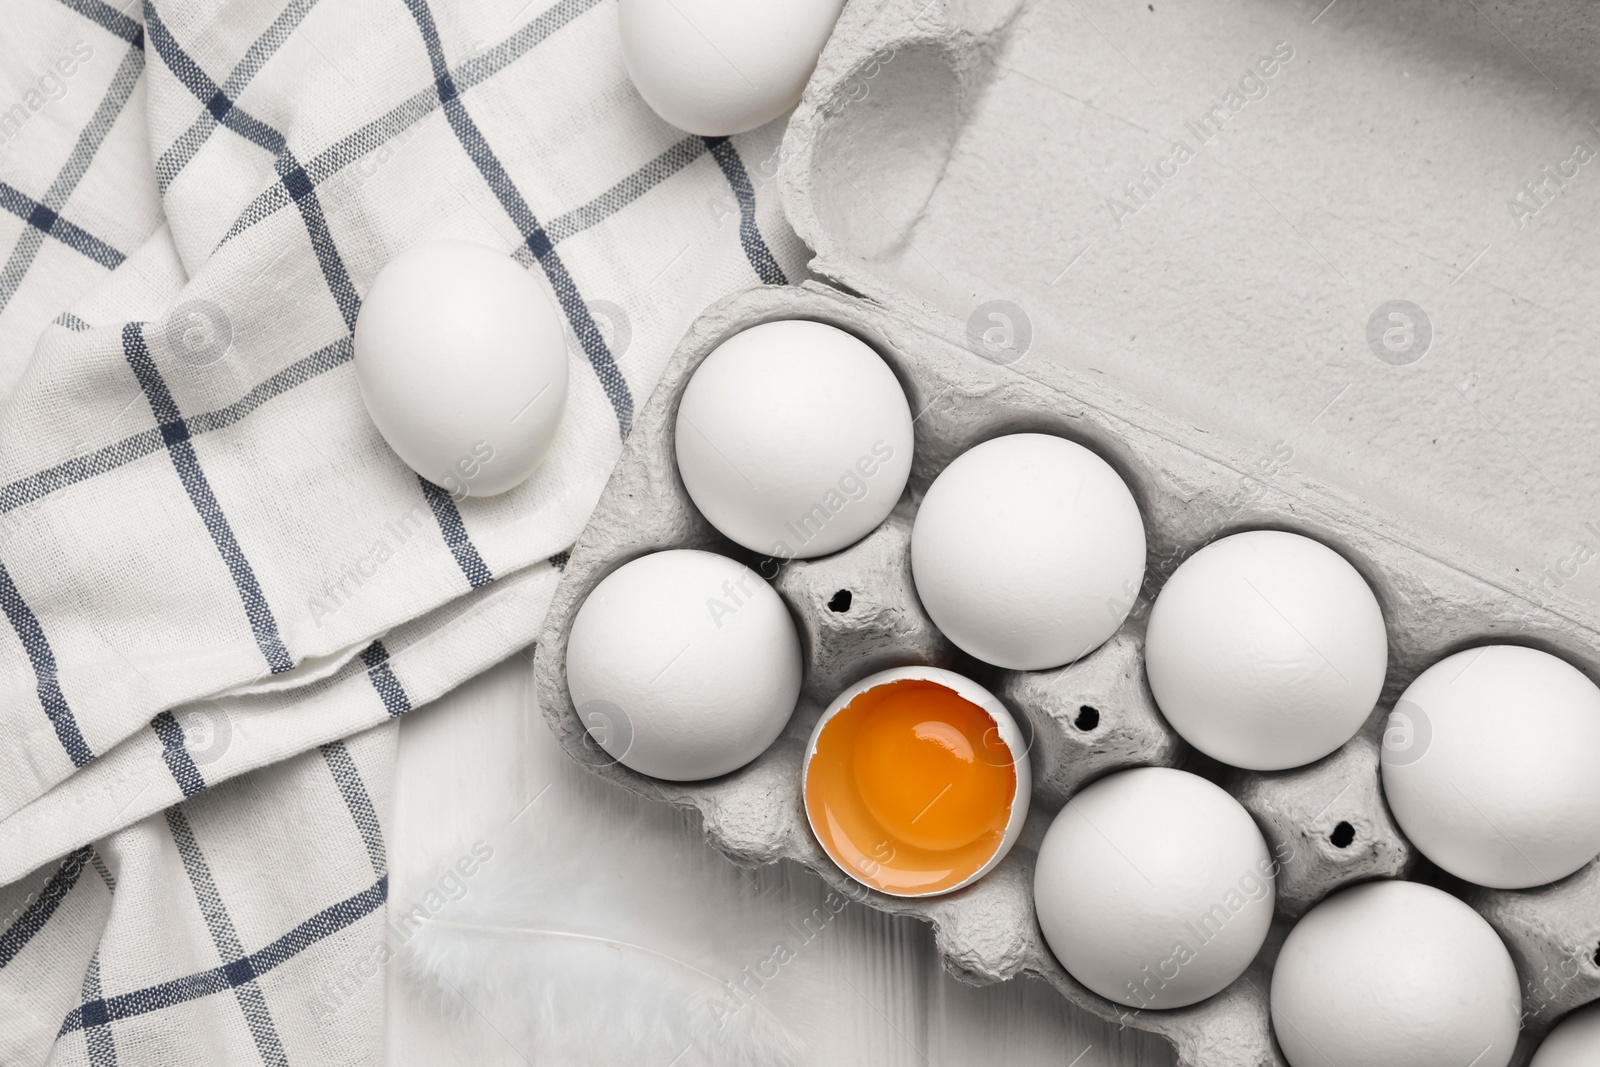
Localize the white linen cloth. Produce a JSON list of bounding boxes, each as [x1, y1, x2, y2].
[[0, 0, 806, 1059]]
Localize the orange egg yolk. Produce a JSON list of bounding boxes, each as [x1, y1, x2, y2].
[[806, 679, 1017, 895]]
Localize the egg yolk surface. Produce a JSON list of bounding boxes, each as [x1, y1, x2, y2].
[[806, 679, 1017, 895]]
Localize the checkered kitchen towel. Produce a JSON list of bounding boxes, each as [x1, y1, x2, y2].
[[0, 0, 808, 1059]]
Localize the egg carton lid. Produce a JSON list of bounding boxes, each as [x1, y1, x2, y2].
[[775, 0, 1600, 634]]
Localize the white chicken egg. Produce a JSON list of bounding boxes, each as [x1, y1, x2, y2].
[[618, 0, 845, 136], [910, 433, 1146, 671], [1532, 1001, 1600, 1067], [1271, 879, 1521, 1067], [1381, 644, 1600, 889], [354, 239, 568, 497], [1032, 767, 1274, 1009], [1144, 530, 1388, 771], [674, 320, 913, 560], [565, 549, 801, 781]]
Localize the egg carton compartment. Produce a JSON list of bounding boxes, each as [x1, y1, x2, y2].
[[997, 626, 1181, 810], [533, 279, 1600, 1066], [771, 509, 960, 703], [1225, 732, 1415, 921], [1471, 862, 1600, 1032]]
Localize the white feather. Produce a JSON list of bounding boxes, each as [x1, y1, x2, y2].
[[396, 783, 810, 1067]]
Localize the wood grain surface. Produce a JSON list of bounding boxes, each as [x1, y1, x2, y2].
[[386, 653, 1175, 1066]]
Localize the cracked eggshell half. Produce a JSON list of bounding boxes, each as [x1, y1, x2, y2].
[[802, 666, 1031, 898]]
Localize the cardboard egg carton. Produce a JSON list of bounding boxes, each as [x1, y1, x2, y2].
[[533, 0, 1600, 1062], [533, 282, 1600, 1065]]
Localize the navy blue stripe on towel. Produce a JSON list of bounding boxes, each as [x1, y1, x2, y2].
[[143, 5, 286, 155], [0, 562, 94, 767], [416, 477, 493, 589], [122, 323, 294, 673], [403, 0, 634, 438], [319, 739, 389, 876], [55, 0, 143, 45], [0, 182, 126, 270], [151, 710, 206, 797], [702, 136, 787, 286], [359, 640, 412, 717], [60, 875, 387, 1035]]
